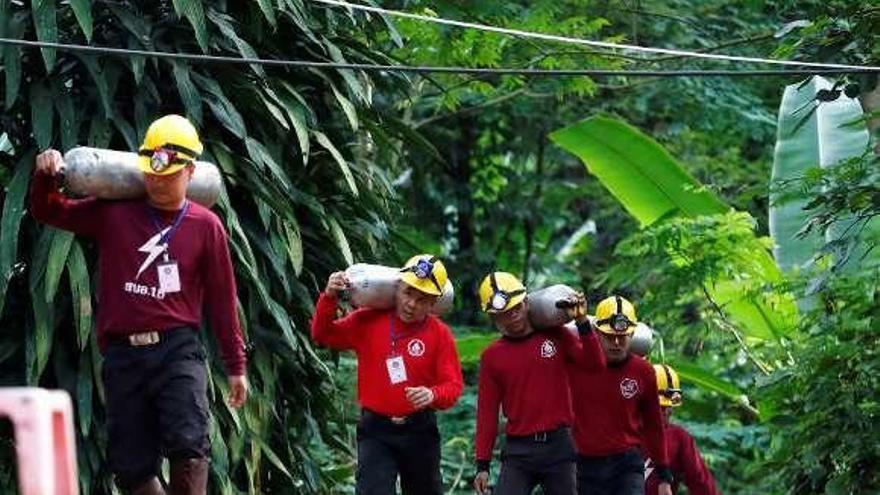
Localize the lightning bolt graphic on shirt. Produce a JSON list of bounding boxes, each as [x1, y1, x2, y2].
[[136, 227, 171, 279]]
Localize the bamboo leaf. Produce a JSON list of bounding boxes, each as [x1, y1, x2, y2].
[[76, 55, 113, 119], [2, 16, 24, 109], [251, 436, 294, 480], [30, 82, 54, 150], [28, 229, 56, 383], [273, 82, 311, 164], [327, 216, 353, 265], [330, 83, 358, 132], [256, 0, 277, 28], [171, 0, 209, 53], [31, 0, 57, 72], [44, 229, 74, 303], [67, 241, 92, 349], [314, 131, 358, 197], [0, 154, 33, 317], [668, 359, 755, 413], [68, 0, 93, 42], [55, 91, 79, 151], [282, 219, 304, 276], [172, 61, 203, 124], [77, 350, 93, 434], [207, 10, 265, 78], [244, 137, 295, 195], [194, 73, 247, 137]]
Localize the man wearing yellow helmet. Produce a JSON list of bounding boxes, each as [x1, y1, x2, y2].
[[311, 254, 463, 494], [645, 365, 720, 495], [567, 295, 673, 495], [472, 272, 605, 495], [31, 115, 248, 495]]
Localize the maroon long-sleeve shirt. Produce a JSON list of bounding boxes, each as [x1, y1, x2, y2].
[[568, 354, 669, 467], [310, 292, 463, 417], [474, 326, 605, 463], [646, 422, 720, 495], [30, 169, 246, 375]]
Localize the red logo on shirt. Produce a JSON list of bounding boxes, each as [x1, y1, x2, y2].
[[620, 378, 639, 399], [540, 339, 557, 358], [407, 339, 426, 357]]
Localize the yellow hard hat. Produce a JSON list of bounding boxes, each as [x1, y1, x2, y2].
[[654, 364, 682, 407], [478, 272, 526, 313], [594, 295, 637, 334], [399, 254, 448, 296], [137, 114, 203, 175]]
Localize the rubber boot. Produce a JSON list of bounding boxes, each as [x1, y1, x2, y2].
[[169, 458, 209, 495], [130, 477, 166, 495]]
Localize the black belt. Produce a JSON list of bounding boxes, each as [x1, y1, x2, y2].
[[106, 326, 195, 347], [361, 408, 435, 426], [508, 426, 570, 443]]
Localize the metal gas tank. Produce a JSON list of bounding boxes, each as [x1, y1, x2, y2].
[[342, 263, 454, 315]]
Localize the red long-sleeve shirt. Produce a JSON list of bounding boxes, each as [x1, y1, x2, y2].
[[646, 423, 720, 495], [29, 170, 246, 375], [310, 292, 463, 416], [568, 354, 668, 467], [475, 326, 605, 463]]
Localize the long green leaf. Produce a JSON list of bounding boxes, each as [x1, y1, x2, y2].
[[314, 131, 358, 197], [327, 216, 353, 265], [0, 154, 33, 317], [30, 82, 54, 150], [282, 219, 304, 276], [551, 115, 797, 339], [550, 116, 728, 226], [668, 359, 753, 408], [207, 11, 265, 78], [255, 0, 277, 28], [29, 228, 56, 383], [171, 0, 209, 53], [68, 0, 93, 41], [67, 241, 92, 349], [172, 61, 203, 124], [31, 0, 57, 72], [770, 75, 872, 271], [77, 350, 93, 435], [55, 91, 78, 151], [2, 15, 24, 109], [44, 229, 74, 302]]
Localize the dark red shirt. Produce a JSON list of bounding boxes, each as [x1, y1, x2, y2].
[[475, 326, 605, 462], [568, 354, 668, 467], [310, 292, 463, 417], [30, 170, 246, 375], [646, 423, 720, 495]]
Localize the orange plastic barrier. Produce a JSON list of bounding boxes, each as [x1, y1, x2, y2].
[[0, 388, 79, 495]]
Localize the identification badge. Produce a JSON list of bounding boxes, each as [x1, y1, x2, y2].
[[157, 261, 181, 293], [386, 356, 408, 384]]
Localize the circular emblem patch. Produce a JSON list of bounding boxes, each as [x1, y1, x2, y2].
[[407, 338, 426, 357], [540, 339, 557, 358], [620, 378, 639, 399]]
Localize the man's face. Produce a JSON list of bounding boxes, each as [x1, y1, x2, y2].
[[599, 331, 632, 363], [395, 283, 438, 323], [144, 164, 193, 209], [491, 300, 532, 338]]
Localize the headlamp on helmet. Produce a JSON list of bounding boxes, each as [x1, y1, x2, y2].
[[400, 256, 443, 293], [595, 296, 636, 334], [485, 272, 526, 312]]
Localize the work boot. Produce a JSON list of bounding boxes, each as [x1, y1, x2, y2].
[[130, 477, 166, 495], [169, 458, 209, 495]]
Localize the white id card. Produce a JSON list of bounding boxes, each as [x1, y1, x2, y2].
[[157, 261, 181, 293], [386, 356, 408, 384]]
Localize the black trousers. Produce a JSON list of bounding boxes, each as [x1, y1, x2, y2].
[[102, 327, 210, 489], [495, 427, 577, 495], [576, 448, 644, 495], [356, 409, 443, 495]]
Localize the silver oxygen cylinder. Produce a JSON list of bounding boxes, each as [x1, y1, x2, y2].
[[527, 284, 579, 329], [342, 263, 454, 315], [629, 322, 655, 357], [61, 147, 222, 207]]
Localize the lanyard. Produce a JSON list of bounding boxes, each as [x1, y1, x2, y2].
[[148, 200, 190, 260]]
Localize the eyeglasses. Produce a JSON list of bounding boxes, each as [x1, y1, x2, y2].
[[485, 272, 525, 312], [401, 257, 443, 293]]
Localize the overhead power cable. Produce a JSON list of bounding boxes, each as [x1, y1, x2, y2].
[[1, 38, 878, 77], [310, 0, 880, 72]]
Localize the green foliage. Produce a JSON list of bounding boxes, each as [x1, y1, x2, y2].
[[0, 1, 411, 493], [771, 75, 873, 272]]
